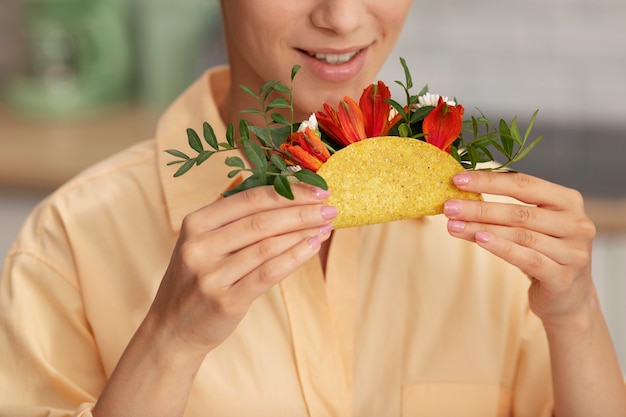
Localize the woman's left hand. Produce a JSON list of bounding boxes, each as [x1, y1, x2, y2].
[[443, 170, 597, 325]]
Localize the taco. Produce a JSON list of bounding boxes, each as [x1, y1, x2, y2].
[[316, 136, 482, 229]]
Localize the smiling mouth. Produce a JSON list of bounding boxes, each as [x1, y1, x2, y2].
[[303, 49, 361, 65]]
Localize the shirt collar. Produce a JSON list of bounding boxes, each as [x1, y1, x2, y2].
[[156, 66, 242, 232]]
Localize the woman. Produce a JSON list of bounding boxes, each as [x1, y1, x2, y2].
[[1, 1, 624, 416]]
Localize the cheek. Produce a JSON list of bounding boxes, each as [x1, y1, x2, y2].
[[379, 0, 413, 35]]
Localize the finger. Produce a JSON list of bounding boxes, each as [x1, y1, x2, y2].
[[469, 230, 564, 285], [444, 199, 573, 238], [211, 224, 333, 287], [191, 184, 332, 232], [447, 219, 575, 266], [452, 171, 585, 212], [212, 203, 337, 255], [230, 231, 330, 302]]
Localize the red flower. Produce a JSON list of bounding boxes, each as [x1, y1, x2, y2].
[[422, 97, 464, 152], [360, 81, 395, 137], [280, 126, 330, 172], [316, 81, 395, 147]]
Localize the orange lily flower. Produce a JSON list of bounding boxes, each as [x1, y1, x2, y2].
[[360, 81, 395, 137], [280, 126, 330, 172], [316, 81, 395, 147], [422, 97, 465, 153]]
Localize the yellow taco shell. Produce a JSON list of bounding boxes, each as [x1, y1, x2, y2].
[[316, 136, 482, 229]]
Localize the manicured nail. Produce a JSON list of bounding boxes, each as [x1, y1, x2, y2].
[[321, 205, 338, 220], [453, 173, 471, 186], [319, 223, 334, 235], [475, 231, 492, 243], [312, 187, 331, 199], [308, 235, 322, 249], [448, 220, 466, 233], [443, 200, 461, 216]]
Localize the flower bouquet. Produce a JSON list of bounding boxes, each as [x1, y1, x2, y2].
[[166, 58, 542, 228]]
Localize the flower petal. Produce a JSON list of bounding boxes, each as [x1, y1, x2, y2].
[[360, 81, 393, 137], [338, 97, 366, 144], [422, 97, 465, 152]]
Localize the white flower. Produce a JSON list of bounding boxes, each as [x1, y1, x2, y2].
[[416, 92, 456, 108], [298, 113, 318, 133]]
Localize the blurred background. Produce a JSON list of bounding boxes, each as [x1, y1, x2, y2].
[[0, 0, 625, 368]]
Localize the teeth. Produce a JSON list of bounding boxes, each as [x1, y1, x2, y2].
[[307, 50, 358, 64]]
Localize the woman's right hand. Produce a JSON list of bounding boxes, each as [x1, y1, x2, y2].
[[93, 184, 334, 417], [147, 184, 335, 359]]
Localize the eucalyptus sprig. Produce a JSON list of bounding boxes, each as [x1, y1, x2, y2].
[[387, 57, 543, 170], [165, 65, 327, 199]]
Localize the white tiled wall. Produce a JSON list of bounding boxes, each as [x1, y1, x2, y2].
[[382, 0, 626, 124]]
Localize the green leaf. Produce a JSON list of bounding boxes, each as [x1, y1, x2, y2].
[[271, 112, 290, 125], [499, 119, 514, 156], [240, 108, 266, 115], [524, 110, 540, 142], [226, 123, 235, 147], [293, 169, 328, 190], [399, 57, 413, 90], [242, 140, 268, 170], [410, 106, 433, 123], [267, 97, 291, 109], [416, 84, 429, 97], [196, 150, 214, 165], [512, 135, 544, 162], [217, 142, 234, 150], [273, 175, 294, 200], [187, 128, 203, 153], [166, 160, 185, 166], [164, 149, 190, 159], [227, 169, 242, 178], [398, 123, 411, 138], [509, 117, 523, 145], [221, 175, 267, 197], [272, 82, 291, 94], [239, 119, 250, 140], [248, 125, 272, 147], [239, 84, 257, 98], [203, 122, 219, 150], [259, 80, 276, 98], [291, 65, 301, 81], [386, 99, 407, 120], [173, 159, 196, 177], [270, 154, 288, 171], [269, 125, 293, 147], [225, 156, 245, 168], [471, 116, 479, 138]]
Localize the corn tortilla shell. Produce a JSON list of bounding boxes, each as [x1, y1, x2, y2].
[[316, 136, 482, 229]]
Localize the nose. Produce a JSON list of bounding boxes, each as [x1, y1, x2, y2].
[[310, 0, 364, 35]]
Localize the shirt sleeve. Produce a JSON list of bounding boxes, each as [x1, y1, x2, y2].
[[0, 246, 106, 416]]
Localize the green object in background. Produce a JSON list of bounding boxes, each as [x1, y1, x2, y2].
[[5, 0, 132, 119], [134, 0, 222, 112]]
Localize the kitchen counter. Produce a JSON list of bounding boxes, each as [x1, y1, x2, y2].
[[0, 104, 158, 189]]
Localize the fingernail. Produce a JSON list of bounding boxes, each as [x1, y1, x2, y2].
[[453, 173, 471, 186], [321, 205, 338, 220], [319, 223, 334, 235], [448, 220, 465, 233], [475, 231, 492, 243], [444, 200, 461, 216], [312, 187, 331, 199], [308, 235, 322, 249]]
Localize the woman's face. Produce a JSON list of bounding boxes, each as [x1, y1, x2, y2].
[[220, 0, 413, 120]]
